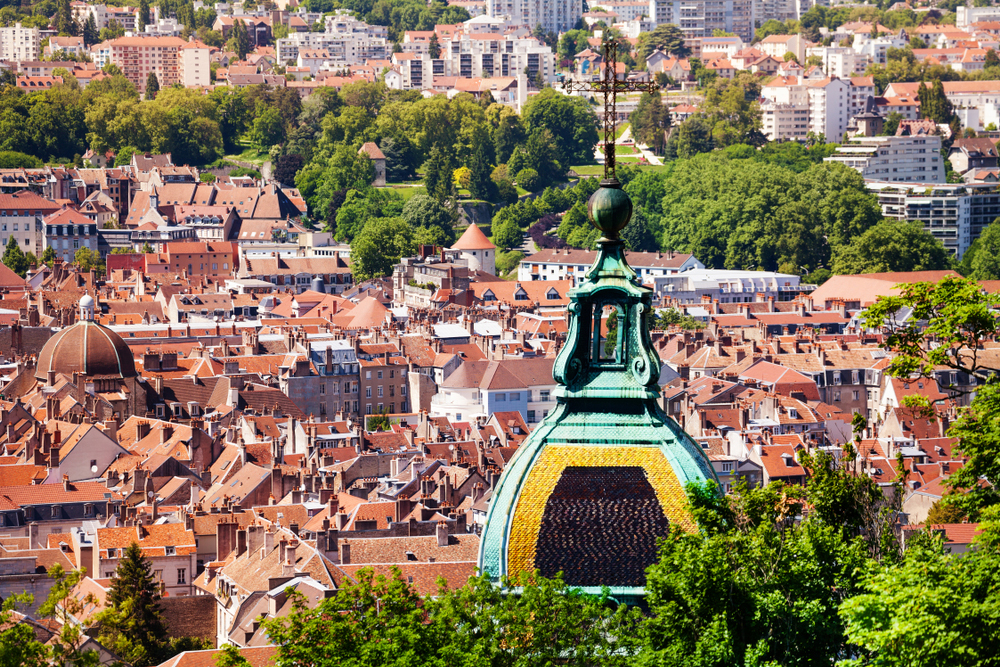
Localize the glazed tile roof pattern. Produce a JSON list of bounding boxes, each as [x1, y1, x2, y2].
[[504, 445, 690, 585], [97, 524, 196, 557]]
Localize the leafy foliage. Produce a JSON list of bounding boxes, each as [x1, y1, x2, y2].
[[831, 219, 952, 275]]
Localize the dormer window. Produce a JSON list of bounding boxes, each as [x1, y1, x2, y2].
[[165, 546, 176, 556]]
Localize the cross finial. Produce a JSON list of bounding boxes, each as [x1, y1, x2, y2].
[[562, 37, 659, 183]]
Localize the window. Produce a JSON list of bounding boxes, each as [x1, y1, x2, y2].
[[366, 387, 372, 398], [366, 404, 373, 415], [366, 371, 371, 379], [853, 390, 860, 401], [509, 392, 520, 401], [527, 410, 536, 423], [539, 390, 550, 401], [721, 462, 733, 472], [155, 570, 163, 581], [495, 393, 505, 401], [177, 568, 186, 584], [377, 370, 383, 379], [389, 385, 394, 397], [165, 545, 176, 556], [377, 386, 383, 398], [320, 384, 326, 395], [400, 384, 406, 396], [389, 370, 394, 378]]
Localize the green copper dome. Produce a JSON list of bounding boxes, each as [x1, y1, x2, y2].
[[587, 179, 632, 240], [477, 183, 718, 602]]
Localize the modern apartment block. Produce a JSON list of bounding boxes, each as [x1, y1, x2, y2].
[[106, 35, 187, 95], [646, 0, 754, 43], [0, 24, 40, 62], [825, 136, 945, 184], [486, 0, 582, 34], [276, 15, 389, 66], [391, 34, 553, 87], [867, 181, 1000, 257]]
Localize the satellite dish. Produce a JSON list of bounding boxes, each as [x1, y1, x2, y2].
[[91, 465, 98, 474]]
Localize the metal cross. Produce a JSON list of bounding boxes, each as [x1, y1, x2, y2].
[[562, 37, 659, 183]]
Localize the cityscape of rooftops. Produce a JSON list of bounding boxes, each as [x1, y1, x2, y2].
[[2, 0, 1000, 663]]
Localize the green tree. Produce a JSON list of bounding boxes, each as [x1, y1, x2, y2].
[[467, 126, 494, 201], [831, 219, 952, 275], [641, 481, 872, 666], [138, 0, 150, 31], [97, 542, 168, 667], [516, 167, 540, 192], [637, 23, 690, 63], [428, 32, 441, 58], [492, 216, 523, 250], [249, 105, 284, 150], [523, 88, 599, 166], [232, 19, 249, 60], [840, 535, 1000, 667], [401, 194, 454, 244], [861, 276, 1000, 517], [423, 143, 454, 203], [987, 48, 1000, 68], [621, 205, 657, 251], [141, 242, 154, 253], [40, 246, 56, 266], [39, 566, 101, 667], [630, 92, 671, 154], [0, 593, 47, 667], [215, 643, 251, 667], [495, 249, 524, 276], [918, 79, 955, 124], [56, 0, 75, 34], [966, 219, 1000, 279], [82, 14, 98, 46], [73, 247, 103, 273], [2, 235, 27, 277], [350, 216, 415, 281], [145, 72, 159, 100]]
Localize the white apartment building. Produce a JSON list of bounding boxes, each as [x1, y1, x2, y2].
[[391, 34, 553, 88], [757, 0, 828, 21], [825, 135, 945, 184], [761, 101, 811, 141], [179, 39, 211, 87], [72, 3, 141, 31], [519, 248, 704, 287], [957, 5, 1000, 29], [867, 181, 1000, 257], [807, 77, 850, 142], [276, 18, 389, 66], [487, 0, 582, 34], [0, 24, 40, 62], [645, 0, 754, 42], [599, 1, 650, 20], [806, 46, 869, 79], [651, 269, 804, 303], [852, 32, 907, 65], [699, 35, 744, 57], [758, 34, 807, 63]]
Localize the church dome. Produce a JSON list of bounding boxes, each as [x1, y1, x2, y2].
[[478, 182, 717, 600], [35, 320, 137, 380]]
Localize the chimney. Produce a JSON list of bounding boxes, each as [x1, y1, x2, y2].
[[436, 520, 448, 547], [217, 518, 238, 560], [236, 528, 248, 557]]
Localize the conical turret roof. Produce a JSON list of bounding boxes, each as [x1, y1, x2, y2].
[[451, 223, 495, 251]]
